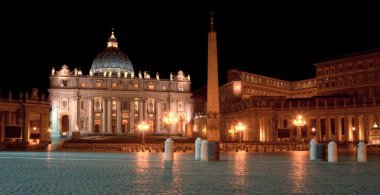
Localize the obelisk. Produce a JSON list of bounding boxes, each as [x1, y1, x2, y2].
[[206, 11, 220, 142]]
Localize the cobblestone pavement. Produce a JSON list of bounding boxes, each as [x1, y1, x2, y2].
[[1, 151, 380, 194]]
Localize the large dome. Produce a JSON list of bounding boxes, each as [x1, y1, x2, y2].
[[91, 31, 134, 74]]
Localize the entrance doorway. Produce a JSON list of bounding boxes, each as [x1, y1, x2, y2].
[[61, 115, 69, 136]]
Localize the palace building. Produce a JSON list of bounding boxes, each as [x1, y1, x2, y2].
[[49, 31, 192, 138], [219, 49, 380, 143]]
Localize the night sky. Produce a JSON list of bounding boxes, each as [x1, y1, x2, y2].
[[2, 2, 380, 95]]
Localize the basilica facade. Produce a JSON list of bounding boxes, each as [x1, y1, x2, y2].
[[49, 31, 192, 138], [219, 49, 380, 143]]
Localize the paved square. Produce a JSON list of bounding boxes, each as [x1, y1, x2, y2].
[[1, 151, 380, 194]]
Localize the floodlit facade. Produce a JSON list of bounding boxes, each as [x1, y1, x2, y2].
[[219, 49, 380, 143], [49, 31, 192, 138], [0, 88, 50, 144]]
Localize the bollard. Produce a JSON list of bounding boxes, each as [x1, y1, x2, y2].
[[164, 138, 174, 161], [195, 137, 202, 160], [357, 142, 367, 162], [310, 138, 318, 160], [328, 141, 338, 162], [200, 140, 209, 161]]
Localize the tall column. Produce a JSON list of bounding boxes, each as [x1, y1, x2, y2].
[[88, 97, 94, 132], [254, 113, 260, 141], [358, 114, 364, 142], [143, 99, 148, 122], [326, 116, 331, 141], [306, 119, 311, 141], [354, 114, 359, 141], [50, 95, 60, 138], [129, 98, 135, 134], [116, 98, 122, 134], [77, 96, 81, 131], [364, 114, 369, 142], [185, 100, 192, 137], [316, 117, 321, 142], [138, 98, 143, 122], [70, 96, 78, 136], [337, 116, 342, 142], [39, 114, 47, 142], [206, 11, 220, 142], [155, 100, 161, 133], [107, 97, 112, 133], [23, 113, 30, 143], [102, 98, 107, 132], [1, 112, 4, 142], [344, 114, 350, 141]]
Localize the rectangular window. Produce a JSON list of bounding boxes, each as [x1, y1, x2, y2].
[[178, 83, 184, 91], [162, 85, 167, 90], [148, 84, 155, 90], [112, 101, 116, 110], [112, 82, 117, 88], [134, 100, 139, 111], [81, 82, 86, 87], [122, 101, 129, 110], [122, 112, 128, 118], [95, 82, 102, 88]]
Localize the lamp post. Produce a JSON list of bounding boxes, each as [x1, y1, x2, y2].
[[374, 122, 378, 128], [163, 112, 178, 138], [137, 121, 149, 144], [352, 126, 356, 142], [293, 115, 306, 141], [235, 122, 246, 144]]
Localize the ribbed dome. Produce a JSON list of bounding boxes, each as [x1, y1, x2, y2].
[[91, 31, 134, 74]]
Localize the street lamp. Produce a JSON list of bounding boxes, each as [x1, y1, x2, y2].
[[137, 121, 149, 144], [293, 115, 307, 141], [163, 112, 178, 138], [374, 122, 378, 128], [235, 122, 246, 144], [352, 126, 356, 142]]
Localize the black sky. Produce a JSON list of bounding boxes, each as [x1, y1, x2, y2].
[[1, 2, 380, 95]]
